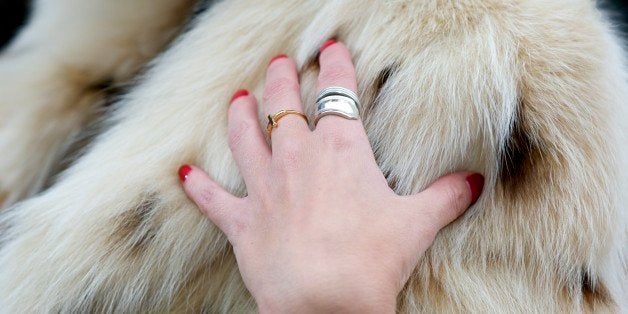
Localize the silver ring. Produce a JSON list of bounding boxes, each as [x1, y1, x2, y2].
[[315, 87, 361, 125], [316, 87, 360, 107]]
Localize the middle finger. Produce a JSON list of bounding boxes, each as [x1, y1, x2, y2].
[[262, 55, 310, 148]]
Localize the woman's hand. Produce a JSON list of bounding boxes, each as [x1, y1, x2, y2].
[[178, 40, 484, 313]]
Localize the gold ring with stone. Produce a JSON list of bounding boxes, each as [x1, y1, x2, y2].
[[266, 110, 308, 139]]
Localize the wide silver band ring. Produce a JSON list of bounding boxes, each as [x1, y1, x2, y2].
[[316, 87, 360, 107], [314, 87, 361, 125]]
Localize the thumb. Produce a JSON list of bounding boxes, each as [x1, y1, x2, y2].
[[178, 164, 245, 238], [404, 172, 484, 233]]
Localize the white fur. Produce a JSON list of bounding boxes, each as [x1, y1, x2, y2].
[[0, 0, 626, 312], [0, 0, 195, 207]]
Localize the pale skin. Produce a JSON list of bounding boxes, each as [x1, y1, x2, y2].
[[179, 40, 484, 313]]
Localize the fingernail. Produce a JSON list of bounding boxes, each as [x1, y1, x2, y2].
[[178, 165, 192, 182], [319, 39, 337, 54], [466, 173, 485, 205], [230, 89, 249, 103], [268, 54, 288, 65]]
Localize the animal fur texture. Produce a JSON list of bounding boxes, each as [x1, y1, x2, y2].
[[0, 0, 196, 207], [0, 0, 626, 312]]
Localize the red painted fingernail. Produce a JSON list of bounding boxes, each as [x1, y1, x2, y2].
[[178, 165, 192, 182], [230, 89, 249, 103], [319, 39, 337, 53], [466, 173, 485, 205], [269, 54, 288, 65]]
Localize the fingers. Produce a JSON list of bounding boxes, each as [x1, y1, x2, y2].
[[263, 55, 310, 146], [178, 165, 246, 238], [403, 172, 484, 235], [228, 90, 271, 184], [314, 40, 368, 145]]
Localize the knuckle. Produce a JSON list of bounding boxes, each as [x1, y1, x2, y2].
[[319, 63, 353, 83], [228, 217, 248, 239], [278, 142, 305, 164], [274, 142, 308, 173], [197, 185, 232, 216], [421, 225, 439, 244], [319, 127, 354, 151], [228, 120, 250, 151], [198, 186, 219, 210], [263, 77, 299, 102], [441, 183, 467, 210], [414, 208, 442, 240]]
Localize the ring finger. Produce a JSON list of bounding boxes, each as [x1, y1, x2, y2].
[[314, 40, 368, 144]]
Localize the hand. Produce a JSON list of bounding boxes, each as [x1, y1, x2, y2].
[[178, 40, 484, 313]]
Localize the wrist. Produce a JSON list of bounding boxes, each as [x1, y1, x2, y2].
[[256, 289, 397, 314]]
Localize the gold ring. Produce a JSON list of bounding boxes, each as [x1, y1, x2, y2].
[[266, 109, 308, 138]]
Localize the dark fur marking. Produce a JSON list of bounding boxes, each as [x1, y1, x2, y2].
[[0, 190, 6, 206], [191, 0, 216, 19], [87, 77, 124, 108], [110, 195, 159, 257], [43, 78, 130, 189], [374, 65, 395, 94], [499, 99, 536, 189], [42, 119, 102, 190], [363, 64, 398, 120], [302, 54, 320, 75], [182, 0, 219, 33], [581, 271, 614, 308]]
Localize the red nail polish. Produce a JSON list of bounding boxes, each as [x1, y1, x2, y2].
[[269, 54, 288, 65], [319, 39, 337, 53], [466, 173, 485, 205], [230, 89, 249, 103], [178, 165, 192, 182]]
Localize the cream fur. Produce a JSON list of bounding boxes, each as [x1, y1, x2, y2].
[[0, 0, 626, 312], [0, 0, 195, 207]]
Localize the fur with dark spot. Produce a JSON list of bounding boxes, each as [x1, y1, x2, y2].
[[87, 77, 124, 108], [499, 100, 535, 190], [44, 78, 133, 189], [182, 0, 219, 32], [301, 54, 320, 75], [374, 64, 395, 94], [362, 64, 398, 120], [581, 271, 614, 309], [109, 195, 159, 257], [0, 190, 6, 207]]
